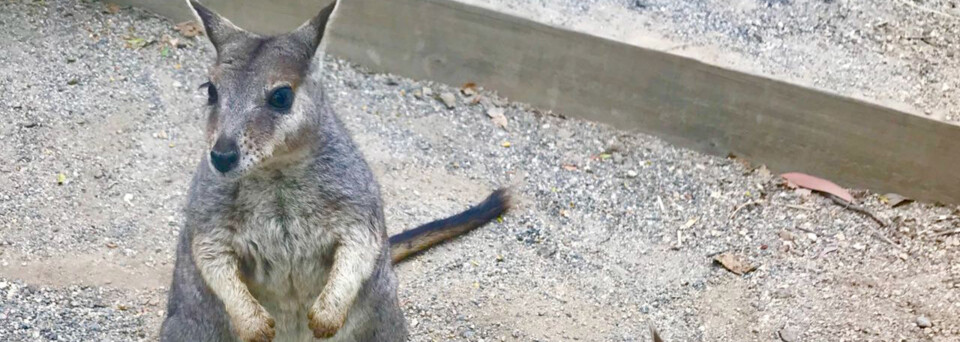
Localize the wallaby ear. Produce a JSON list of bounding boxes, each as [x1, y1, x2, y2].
[[186, 0, 249, 53], [290, 0, 338, 53]]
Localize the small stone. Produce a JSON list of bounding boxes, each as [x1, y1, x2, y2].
[[779, 327, 799, 342], [67, 78, 79, 86], [461, 329, 475, 338], [916, 316, 932, 328], [123, 193, 134, 204], [439, 92, 456, 109], [626, 170, 638, 178]]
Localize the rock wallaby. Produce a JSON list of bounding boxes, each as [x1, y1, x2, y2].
[[159, 1, 512, 341]]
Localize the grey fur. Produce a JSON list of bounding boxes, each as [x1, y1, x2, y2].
[[161, 1, 408, 341]]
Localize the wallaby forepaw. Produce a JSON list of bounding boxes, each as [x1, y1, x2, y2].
[[307, 308, 343, 339], [233, 309, 276, 342]]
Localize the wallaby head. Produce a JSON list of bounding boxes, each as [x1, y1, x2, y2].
[[186, 0, 337, 176]]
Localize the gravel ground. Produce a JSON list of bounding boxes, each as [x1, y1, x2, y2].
[[459, 0, 960, 122], [1, 1, 959, 341]]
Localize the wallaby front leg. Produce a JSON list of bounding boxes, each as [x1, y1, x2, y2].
[[193, 235, 276, 342], [308, 231, 381, 338]]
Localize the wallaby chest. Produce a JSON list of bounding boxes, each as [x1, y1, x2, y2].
[[226, 172, 338, 312]]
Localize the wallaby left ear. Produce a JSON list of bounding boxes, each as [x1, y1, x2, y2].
[[290, 0, 338, 52], [186, 0, 251, 54]]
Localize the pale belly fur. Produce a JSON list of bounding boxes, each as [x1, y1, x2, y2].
[[233, 211, 350, 342]]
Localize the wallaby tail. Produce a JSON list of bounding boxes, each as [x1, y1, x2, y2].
[[388, 188, 512, 264]]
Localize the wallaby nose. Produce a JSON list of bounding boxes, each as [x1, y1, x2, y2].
[[210, 138, 240, 173]]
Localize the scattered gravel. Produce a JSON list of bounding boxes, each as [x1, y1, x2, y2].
[[459, 0, 960, 121], [0, 1, 958, 341]]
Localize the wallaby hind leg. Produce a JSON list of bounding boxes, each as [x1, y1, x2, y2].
[[160, 235, 234, 342]]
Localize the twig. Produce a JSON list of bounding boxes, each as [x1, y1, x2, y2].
[[729, 200, 763, 221], [827, 194, 887, 227], [672, 229, 683, 250], [827, 194, 900, 249], [784, 204, 814, 211], [795, 225, 816, 235], [933, 228, 960, 237], [896, 0, 957, 19], [816, 244, 839, 259], [649, 322, 664, 342]]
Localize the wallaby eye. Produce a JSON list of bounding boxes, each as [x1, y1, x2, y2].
[[199, 82, 218, 105], [207, 83, 218, 105], [267, 86, 294, 111]]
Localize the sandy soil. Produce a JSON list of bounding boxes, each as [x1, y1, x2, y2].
[[0, 1, 958, 341]]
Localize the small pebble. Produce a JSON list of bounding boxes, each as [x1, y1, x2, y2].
[[439, 92, 456, 109], [779, 327, 799, 342], [916, 316, 932, 328]]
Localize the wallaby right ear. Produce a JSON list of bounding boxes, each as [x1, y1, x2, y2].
[[289, 0, 338, 54], [185, 0, 249, 53]]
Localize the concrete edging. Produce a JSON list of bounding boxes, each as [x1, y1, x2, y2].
[[117, 0, 960, 204]]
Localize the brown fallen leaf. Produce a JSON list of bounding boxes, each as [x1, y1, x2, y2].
[[106, 3, 121, 14], [879, 193, 913, 208], [461, 82, 477, 94], [175, 21, 203, 38], [781, 172, 854, 203], [713, 252, 757, 276]]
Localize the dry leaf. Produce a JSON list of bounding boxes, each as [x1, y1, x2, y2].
[[756, 165, 772, 179], [501, 141, 511, 148], [461, 82, 477, 94], [781, 172, 854, 203], [879, 193, 913, 208], [680, 217, 699, 230], [175, 21, 203, 38], [562, 164, 578, 171], [106, 3, 121, 14], [486, 107, 508, 129], [713, 252, 757, 275], [124, 36, 149, 50]]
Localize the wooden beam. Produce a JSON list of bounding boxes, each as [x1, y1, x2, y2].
[[118, 0, 960, 204]]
